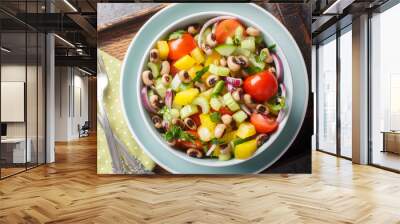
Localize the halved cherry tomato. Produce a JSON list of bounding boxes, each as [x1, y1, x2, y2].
[[215, 19, 243, 44], [243, 71, 278, 102], [219, 106, 233, 115], [250, 113, 278, 134], [168, 33, 197, 61]]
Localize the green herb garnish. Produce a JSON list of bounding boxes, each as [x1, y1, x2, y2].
[[192, 65, 209, 82], [267, 96, 285, 115], [211, 138, 225, 145], [268, 43, 276, 51], [244, 65, 263, 75], [256, 50, 268, 63], [168, 30, 185, 40], [210, 112, 221, 123], [164, 125, 195, 142]]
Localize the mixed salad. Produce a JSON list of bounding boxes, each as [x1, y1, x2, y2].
[[140, 16, 286, 161]]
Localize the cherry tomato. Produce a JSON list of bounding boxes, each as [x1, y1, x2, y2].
[[215, 19, 243, 44], [168, 33, 197, 61], [176, 139, 202, 149], [250, 114, 279, 133], [243, 71, 278, 102], [219, 107, 233, 115]]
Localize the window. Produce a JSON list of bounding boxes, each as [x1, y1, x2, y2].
[[339, 28, 352, 158], [370, 3, 400, 171], [317, 36, 337, 154]]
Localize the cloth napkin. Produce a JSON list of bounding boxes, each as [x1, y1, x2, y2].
[[97, 50, 155, 173]]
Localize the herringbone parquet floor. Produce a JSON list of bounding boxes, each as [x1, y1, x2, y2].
[[0, 135, 399, 224]]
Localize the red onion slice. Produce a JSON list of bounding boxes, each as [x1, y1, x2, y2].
[[271, 53, 283, 83], [240, 104, 252, 116], [280, 83, 286, 99], [165, 89, 173, 108], [226, 83, 236, 92], [141, 87, 157, 113], [197, 16, 237, 47], [206, 144, 217, 156], [277, 110, 285, 123], [226, 77, 243, 87], [276, 83, 287, 123]]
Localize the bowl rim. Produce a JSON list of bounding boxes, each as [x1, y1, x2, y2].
[[131, 6, 292, 167], [120, 3, 309, 173]]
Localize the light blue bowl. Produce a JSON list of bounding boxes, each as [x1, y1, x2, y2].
[[121, 3, 308, 174]]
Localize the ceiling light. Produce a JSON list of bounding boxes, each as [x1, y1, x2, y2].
[[54, 34, 75, 48], [1, 47, 11, 53], [78, 67, 93, 76], [63, 0, 78, 12]]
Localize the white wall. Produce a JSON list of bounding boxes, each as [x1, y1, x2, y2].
[[54, 66, 89, 141]]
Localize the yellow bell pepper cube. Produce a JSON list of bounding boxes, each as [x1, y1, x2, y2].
[[212, 145, 221, 157], [199, 114, 216, 130], [190, 47, 205, 64], [174, 55, 196, 71], [236, 122, 256, 139], [221, 131, 237, 143], [234, 139, 258, 159], [157, 41, 169, 60], [173, 88, 199, 106], [204, 51, 221, 66], [188, 65, 203, 79]]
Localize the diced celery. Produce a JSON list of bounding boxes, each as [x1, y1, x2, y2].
[[249, 54, 265, 70], [234, 47, 251, 58], [178, 83, 193, 91], [209, 64, 230, 76], [163, 108, 180, 122], [241, 36, 256, 52], [215, 44, 236, 56], [234, 26, 244, 41], [223, 93, 240, 112], [193, 96, 210, 114], [147, 62, 160, 78], [232, 110, 248, 123], [218, 153, 232, 161], [210, 97, 223, 111], [155, 79, 167, 98], [212, 80, 225, 96], [180, 105, 199, 119], [170, 75, 181, 91]]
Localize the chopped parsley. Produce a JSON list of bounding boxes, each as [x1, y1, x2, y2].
[[210, 112, 221, 123], [192, 65, 209, 82], [164, 125, 195, 142]]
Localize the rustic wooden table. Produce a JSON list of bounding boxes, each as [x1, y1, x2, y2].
[[98, 3, 312, 173]]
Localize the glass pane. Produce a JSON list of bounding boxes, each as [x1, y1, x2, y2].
[[27, 31, 38, 169], [38, 33, 45, 165], [340, 29, 352, 158], [1, 31, 27, 177], [371, 4, 400, 171], [317, 37, 337, 154]]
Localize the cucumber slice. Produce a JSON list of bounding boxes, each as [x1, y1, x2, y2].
[[147, 62, 160, 78], [155, 79, 167, 98], [218, 153, 232, 161], [241, 36, 256, 52], [210, 97, 223, 111], [193, 96, 210, 114], [180, 105, 199, 119], [223, 93, 240, 112], [215, 44, 236, 56], [234, 47, 251, 58], [209, 64, 230, 76], [232, 110, 248, 123]]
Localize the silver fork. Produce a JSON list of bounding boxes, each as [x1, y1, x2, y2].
[[97, 51, 151, 174]]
